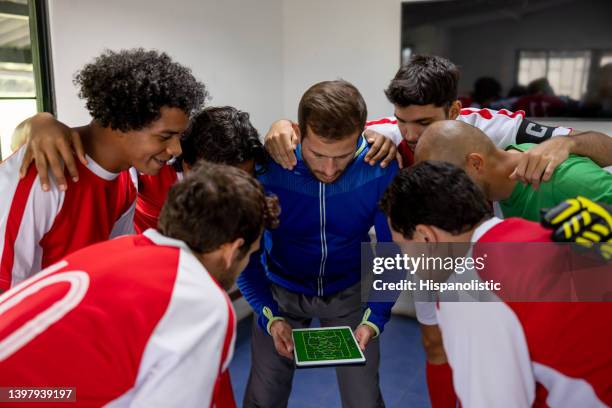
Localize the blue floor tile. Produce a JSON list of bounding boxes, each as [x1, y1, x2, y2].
[[230, 315, 430, 407]]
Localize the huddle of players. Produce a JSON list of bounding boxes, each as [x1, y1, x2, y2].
[[0, 49, 610, 407]]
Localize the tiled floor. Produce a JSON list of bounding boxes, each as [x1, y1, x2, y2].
[[230, 315, 431, 407]]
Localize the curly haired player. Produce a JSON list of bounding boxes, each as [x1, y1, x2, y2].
[[0, 48, 206, 291]]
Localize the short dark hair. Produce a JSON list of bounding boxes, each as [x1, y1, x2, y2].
[[74, 48, 207, 132], [298, 80, 367, 140], [180, 106, 266, 168], [384, 55, 459, 109], [158, 161, 280, 255], [380, 161, 492, 239]]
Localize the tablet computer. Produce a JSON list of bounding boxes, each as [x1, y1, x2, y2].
[[292, 326, 366, 367]]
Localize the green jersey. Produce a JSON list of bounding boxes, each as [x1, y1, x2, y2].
[[499, 143, 612, 221]]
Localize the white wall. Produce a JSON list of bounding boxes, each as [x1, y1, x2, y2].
[[47, 0, 284, 134], [48, 0, 404, 131], [281, 0, 402, 121]]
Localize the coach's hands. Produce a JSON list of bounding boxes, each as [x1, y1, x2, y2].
[[354, 324, 375, 351], [510, 137, 573, 190], [19, 113, 86, 192], [270, 319, 295, 359], [541, 196, 612, 260]]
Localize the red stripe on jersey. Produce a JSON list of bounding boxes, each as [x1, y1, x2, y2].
[[39, 162, 136, 268], [0, 165, 38, 290], [460, 108, 525, 120], [397, 140, 415, 168], [135, 165, 178, 234], [476, 218, 612, 406], [211, 280, 237, 407], [365, 118, 397, 126], [497, 109, 525, 119]]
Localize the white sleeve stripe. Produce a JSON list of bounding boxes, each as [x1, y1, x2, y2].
[[0, 148, 62, 288], [437, 302, 535, 408], [106, 250, 229, 407]]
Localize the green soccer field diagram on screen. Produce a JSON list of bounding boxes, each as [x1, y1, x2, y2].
[[292, 326, 366, 367]]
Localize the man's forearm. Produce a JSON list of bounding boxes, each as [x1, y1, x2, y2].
[[569, 130, 612, 167]]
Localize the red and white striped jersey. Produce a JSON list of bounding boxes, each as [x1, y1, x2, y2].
[[0, 147, 137, 290], [437, 217, 612, 408], [0, 229, 236, 407], [366, 108, 572, 167], [134, 164, 182, 234]]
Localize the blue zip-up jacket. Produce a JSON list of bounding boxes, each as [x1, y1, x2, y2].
[[237, 135, 398, 335]]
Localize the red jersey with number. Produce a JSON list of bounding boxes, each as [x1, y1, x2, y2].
[[134, 164, 181, 234], [366, 108, 572, 167], [437, 218, 612, 408], [0, 147, 137, 290], [0, 229, 236, 407]]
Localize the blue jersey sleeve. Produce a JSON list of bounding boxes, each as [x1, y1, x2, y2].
[[236, 239, 284, 335], [362, 161, 399, 335]]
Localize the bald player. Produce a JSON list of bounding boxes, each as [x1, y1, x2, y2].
[[415, 120, 612, 221], [407, 120, 612, 401]]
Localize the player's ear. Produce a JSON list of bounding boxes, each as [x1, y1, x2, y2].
[[466, 153, 485, 173], [221, 238, 245, 269], [291, 122, 301, 140], [448, 100, 462, 119], [414, 225, 437, 243]]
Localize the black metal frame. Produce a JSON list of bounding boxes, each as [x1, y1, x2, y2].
[[28, 0, 55, 115]]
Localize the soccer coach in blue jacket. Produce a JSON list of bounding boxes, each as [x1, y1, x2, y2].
[[238, 80, 398, 408]]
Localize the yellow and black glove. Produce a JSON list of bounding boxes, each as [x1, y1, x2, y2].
[[541, 196, 612, 260]]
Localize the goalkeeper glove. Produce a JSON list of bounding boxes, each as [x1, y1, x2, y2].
[[541, 196, 612, 260]]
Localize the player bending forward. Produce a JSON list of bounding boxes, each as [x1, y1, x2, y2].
[[380, 161, 611, 408], [0, 162, 280, 407]]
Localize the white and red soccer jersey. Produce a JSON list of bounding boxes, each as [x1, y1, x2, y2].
[[0, 147, 137, 290], [366, 108, 572, 167], [0, 229, 236, 407], [436, 217, 612, 408], [134, 164, 182, 234]]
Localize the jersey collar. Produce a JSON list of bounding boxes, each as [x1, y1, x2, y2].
[[143, 228, 192, 252], [470, 217, 504, 243], [85, 154, 122, 181]]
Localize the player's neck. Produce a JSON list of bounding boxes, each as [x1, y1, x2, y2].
[[196, 252, 233, 291], [80, 121, 131, 173], [489, 150, 520, 201]]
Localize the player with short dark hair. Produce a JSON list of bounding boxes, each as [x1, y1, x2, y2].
[[238, 80, 397, 407], [0, 48, 206, 291], [134, 106, 266, 233], [0, 162, 279, 407], [380, 161, 612, 407], [180, 106, 265, 170], [298, 80, 368, 141], [384, 55, 460, 113]]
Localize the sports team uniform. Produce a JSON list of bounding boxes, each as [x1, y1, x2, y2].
[[0, 147, 137, 291], [0, 229, 236, 407], [237, 135, 397, 407], [134, 164, 183, 234], [499, 143, 612, 220], [437, 217, 612, 407]]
